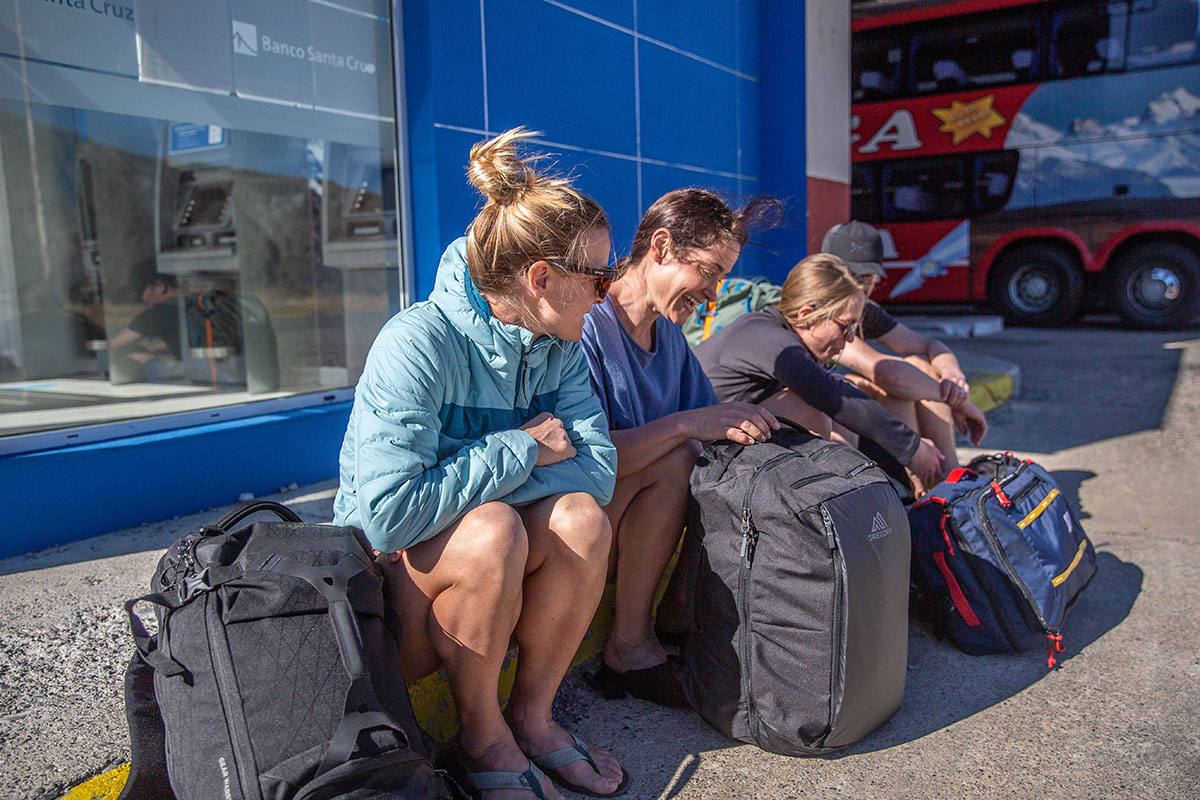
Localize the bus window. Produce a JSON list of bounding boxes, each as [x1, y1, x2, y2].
[[853, 32, 902, 102], [910, 8, 1041, 94], [972, 151, 1020, 214], [1127, 0, 1200, 69], [851, 164, 877, 222], [882, 157, 966, 221], [1051, 2, 1129, 78]]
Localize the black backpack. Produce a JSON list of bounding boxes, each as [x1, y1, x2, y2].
[[118, 501, 452, 800], [676, 423, 911, 755]]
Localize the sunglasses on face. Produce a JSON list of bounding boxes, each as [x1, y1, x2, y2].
[[828, 316, 860, 342], [556, 260, 619, 300]]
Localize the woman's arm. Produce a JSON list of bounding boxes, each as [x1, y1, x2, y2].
[[772, 341, 921, 466], [498, 343, 618, 505], [350, 341, 540, 553]]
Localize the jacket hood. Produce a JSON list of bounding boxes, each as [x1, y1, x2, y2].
[[431, 236, 548, 367]]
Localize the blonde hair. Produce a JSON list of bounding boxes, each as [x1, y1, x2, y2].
[[464, 128, 607, 297], [778, 253, 863, 328]]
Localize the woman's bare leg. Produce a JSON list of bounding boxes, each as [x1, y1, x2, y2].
[[383, 502, 557, 799], [604, 440, 701, 672], [759, 388, 833, 438], [504, 492, 624, 795], [904, 354, 961, 470]]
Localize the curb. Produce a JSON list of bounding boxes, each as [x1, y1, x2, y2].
[[62, 378, 1016, 799]]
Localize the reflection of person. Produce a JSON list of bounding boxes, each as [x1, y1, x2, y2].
[[821, 221, 988, 474], [581, 189, 779, 706], [696, 254, 945, 494], [333, 129, 627, 799], [109, 271, 184, 382]]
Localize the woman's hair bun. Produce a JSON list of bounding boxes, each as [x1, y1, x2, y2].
[[467, 127, 542, 206]]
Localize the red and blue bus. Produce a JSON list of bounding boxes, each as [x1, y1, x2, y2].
[[851, 0, 1200, 328]]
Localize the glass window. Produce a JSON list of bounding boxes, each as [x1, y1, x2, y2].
[[0, 1, 401, 439], [1127, 0, 1200, 69], [851, 164, 879, 223], [972, 151, 1021, 214], [910, 8, 1042, 94], [881, 157, 966, 221], [853, 32, 903, 102], [1051, 2, 1130, 78]]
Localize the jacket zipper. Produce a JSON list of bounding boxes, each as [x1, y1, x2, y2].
[[206, 594, 263, 800], [820, 503, 842, 741], [739, 452, 792, 743], [519, 350, 530, 406]]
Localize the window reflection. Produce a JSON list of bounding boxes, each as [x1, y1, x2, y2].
[[0, 2, 399, 439]]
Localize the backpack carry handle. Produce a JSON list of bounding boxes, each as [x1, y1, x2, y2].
[[213, 500, 302, 532], [775, 417, 814, 437]]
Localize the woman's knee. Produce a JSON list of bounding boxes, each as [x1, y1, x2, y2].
[[904, 353, 939, 379], [659, 439, 702, 484], [548, 492, 613, 564], [450, 502, 529, 583]]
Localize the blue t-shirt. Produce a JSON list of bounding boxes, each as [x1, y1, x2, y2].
[[581, 296, 718, 431]]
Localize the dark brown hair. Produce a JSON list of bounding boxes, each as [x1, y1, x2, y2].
[[464, 128, 607, 296], [622, 188, 782, 269]]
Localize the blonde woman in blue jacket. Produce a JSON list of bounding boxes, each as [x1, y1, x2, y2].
[[334, 129, 626, 799]]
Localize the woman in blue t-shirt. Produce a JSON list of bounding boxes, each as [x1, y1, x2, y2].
[[580, 188, 779, 705]]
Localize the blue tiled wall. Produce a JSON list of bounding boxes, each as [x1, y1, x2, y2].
[[402, 0, 806, 295]]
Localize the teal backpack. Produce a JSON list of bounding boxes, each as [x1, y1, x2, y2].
[[682, 277, 782, 348]]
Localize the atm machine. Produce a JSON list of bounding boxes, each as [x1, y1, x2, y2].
[[319, 142, 398, 383], [154, 123, 277, 393]]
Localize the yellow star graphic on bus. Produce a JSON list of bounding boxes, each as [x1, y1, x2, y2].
[[931, 95, 1007, 145]]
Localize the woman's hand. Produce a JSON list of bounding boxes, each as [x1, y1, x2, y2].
[[681, 402, 780, 445], [907, 437, 945, 488], [952, 400, 988, 446], [521, 412, 577, 466], [938, 378, 970, 408]]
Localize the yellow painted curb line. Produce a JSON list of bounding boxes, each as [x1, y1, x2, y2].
[[60, 763, 128, 800], [969, 370, 1014, 414]]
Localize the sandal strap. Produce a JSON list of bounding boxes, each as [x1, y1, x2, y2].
[[531, 733, 600, 774], [465, 760, 547, 798]]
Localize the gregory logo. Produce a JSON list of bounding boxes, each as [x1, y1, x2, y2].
[[232, 20, 258, 56], [869, 511, 891, 540]]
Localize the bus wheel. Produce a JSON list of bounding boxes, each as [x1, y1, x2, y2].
[[989, 245, 1084, 327], [1111, 242, 1200, 330]]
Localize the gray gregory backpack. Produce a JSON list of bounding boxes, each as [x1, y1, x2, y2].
[[676, 423, 911, 755]]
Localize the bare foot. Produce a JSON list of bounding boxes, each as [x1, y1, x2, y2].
[[506, 708, 625, 797], [459, 729, 563, 800], [603, 631, 668, 673]]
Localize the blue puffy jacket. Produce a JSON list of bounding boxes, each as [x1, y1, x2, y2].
[[333, 237, 617, 552]]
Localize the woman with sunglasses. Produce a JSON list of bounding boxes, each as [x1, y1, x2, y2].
[[334, 129, 628, 799], [580, 188, 781, 705], [694, 253, 945, 495]]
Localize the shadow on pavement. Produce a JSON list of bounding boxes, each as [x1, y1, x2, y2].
[[963, 328, 1192, 455], [1050, 468, 1096, 521], [833, 550, 1142, 757]]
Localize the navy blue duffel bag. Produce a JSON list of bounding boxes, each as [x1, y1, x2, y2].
[[907, 453, 1096, 668]]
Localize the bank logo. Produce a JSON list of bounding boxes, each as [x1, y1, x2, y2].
[[869, 511, 891, 540], [232, 20, 258, 57]]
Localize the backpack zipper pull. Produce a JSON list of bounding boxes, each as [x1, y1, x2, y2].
[[1045, 632, 1065, 669], [740, 506, 758, 562]]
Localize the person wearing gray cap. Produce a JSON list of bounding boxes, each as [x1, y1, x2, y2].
[[820, 221, 988, 473]]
